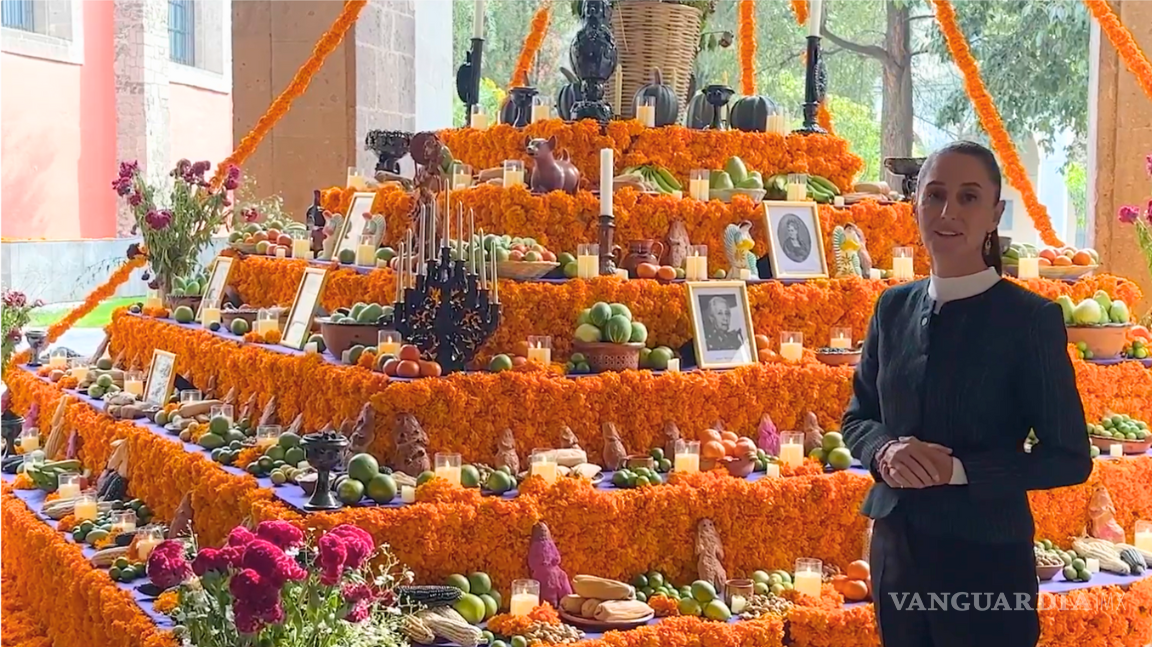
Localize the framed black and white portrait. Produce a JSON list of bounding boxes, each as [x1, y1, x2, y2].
[[763, 202, 828, 279], [686, 281, 756, 370]]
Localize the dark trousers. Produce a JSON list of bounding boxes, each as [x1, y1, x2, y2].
[[871, 512, 1040, 647]]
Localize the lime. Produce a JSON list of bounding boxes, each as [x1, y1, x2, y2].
[[278, 432, 301, 449], [486, 470, 515, 494], [461, 465, 482, 488], [647, 572, 665, 588], [632, 574, 649, 589], [347, 454, 380, 483], [97, 374, 114, 388], [209, 415, 231, 436], [265, 445, 286, 462], [453, 593, 486, 624], [511, 636, 528, 647], [417, 470, 436, 486], [635, 475, 651, 487], [827, 447, 853, 470], [635, 590, 647, 602], [480, 593, 498, 619], [609, 303, 633, 321], [589, 302, 613, 326], [649, 448, 665, 461], [821, 432, 844, 452], [677, 597, 702, 617], [751, 570, 771, 585], [284, 447, 305, 465], [468, 572, 492, 596], [231, 318, 250, 335], [445, 574, 471, 593], [691, 580, 717, 603], [612, 471, 632, 488], [366, 473, 397, 503], [754, 581, 770, 595], [703, 599, 732, 621], [336, 478, 364, 504], [488, 354, 514, 372]]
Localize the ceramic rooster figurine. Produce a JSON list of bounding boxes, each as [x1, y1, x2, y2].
[[846, 223, 873, 277], [528, 522, 573, 607], [495, 428, 520, 475], [723, 221, 758, 279], [832, 225, 864, 278]]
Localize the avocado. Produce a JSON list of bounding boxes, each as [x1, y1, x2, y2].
[[709, 171, 735, 190]]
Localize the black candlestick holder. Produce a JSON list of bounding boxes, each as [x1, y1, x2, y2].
[[456, 38, 485, 120], [795, 35, 827, 135], [301, 430, 349, 511]]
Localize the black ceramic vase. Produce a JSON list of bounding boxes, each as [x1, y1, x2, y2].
[[569, 0, 617, 123]]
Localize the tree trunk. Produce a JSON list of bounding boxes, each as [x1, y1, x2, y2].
[[880, 0, 914, 187]]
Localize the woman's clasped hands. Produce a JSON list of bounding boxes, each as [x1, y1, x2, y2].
[[878, 437, 955, 488]]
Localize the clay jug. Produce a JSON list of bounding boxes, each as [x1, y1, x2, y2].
[[614, 239, 665, 277]]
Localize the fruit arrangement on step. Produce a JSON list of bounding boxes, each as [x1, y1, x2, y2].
[[1069, 536, 1149, 577], [558, 575, 655, 624], [167, 271, 209, 299], [329, 301, 393, 326], [1124, 326, 1151, 360], [761, 171, 842, 204], [153, 397, 229, 443], [67, 498, 153, 546], [614, 164, 682, 195], [227, 219, 309, 256], [708, 157, 765, 198], [378, 344, 444, 378], [1059, 291, 1130, 328], [829, 560, 872, 602], [807, 431, 855, 472], [18, 456, 82, 492], [397, 573, 507, 646], [1086, 412, 1149, 456], [411, 449, 601, 496], [574, 302, 647, 346]]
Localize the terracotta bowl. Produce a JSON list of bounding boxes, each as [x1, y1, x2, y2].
[[1089, 435, 1152, 455], [723, 455, 757, 478], [572, 341, 644, 373], [165, 295, 202, 312], [625, 455, 656, 470], [1066, 324, 1131, 359], [816, 350, 861, 367], [1036, 563, 1063, 582], [318, 318, 383, 358]]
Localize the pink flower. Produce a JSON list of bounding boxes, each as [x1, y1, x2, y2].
[[219, 544, 246, 568], [223, 165, 242, 191], [317, 533, 347, 585], [326, 525, 374, 571], [191, 547, 231, 576], [342, 582, 375, 605], [1119, 205, 1140, 224], [343, 600, 371, 623], [255, 520, 304, 550], [228, 526, 256, 547], [241, 539, 306, 587], [144, 209, 172, 231], [1145, 153, 1151, 177], [242, 207, 260, 223], [128, 192, 143, 207], [146, 540, 192, 589]]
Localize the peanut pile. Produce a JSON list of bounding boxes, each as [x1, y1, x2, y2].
[[523, 621, 584, 644], [739, 594, 794, 619]]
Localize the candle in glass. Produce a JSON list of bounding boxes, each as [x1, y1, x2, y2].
[[577, 244, 599, 279], [346, 167, 370, 191], [356, 233, 377, 267], [510, 579, 541, 616], [637, 96, 656, 127], [57, 473, 81, 499], [763, 462, 781, 478], [726, 579, 754, 614], [201, 305, 221, 327], [786, 174, 809, 201], [531, 95, 551, 123], [19, 428, 39, 452], [124, 371, 144, 397], [69, 359, 89, 384], [1017, 250, 1040, 280], [503, 160, 525, 188], [452, 162, 473, 190], [1111, 443, 1124, 458], [666, 358, 681, 372], [600, 149, 614, 217], [470, 105, 489, 130], [830, 328, 852, 350], [685, 245, 708, 281], [780, 432, 805, 468], [378, 331, 402, 357], [673, 439, 700, 473], [892, 247, 915, 280], [74, 492, 98, 521], [49, 349, 68, 369], [527, 336, 552, 365], [211, 404, 234, 427], [111, 510, 137, 535], [256, 425, 282, 449], [1135, 521, 1152, 553], [794, 558, 823, 597], [180, 389, 202, 403], [530, 449, 558, 484], [780, 332, 804, 362], [434, 452, 462, 485], [135, 525, 165, 560], [144, 289, 163, 310], [689, 169, 710, 201], [256, 309, 280, 335], [292, 231, 311, 259]]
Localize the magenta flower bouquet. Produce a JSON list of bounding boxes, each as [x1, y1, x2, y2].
[[1117, 154, 1152, 311]]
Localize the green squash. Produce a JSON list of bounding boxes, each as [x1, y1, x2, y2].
[[631, 68, 679, 127], [685, 90, 716, 130], [730, 95, 780, 133]]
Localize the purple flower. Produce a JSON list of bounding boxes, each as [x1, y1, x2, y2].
[[172, 159, 191, 178], [112, 178, 132, 197], [1146, 153, 1151, 178], [128, 192, 143, 207], [191, 160, 211, 176], [118, 160, 139, 178], [223, 165, 241, 191], [144, 209, 172, 231], [4, 290, 27, 308], [1119, 205, 1140, 224], [254, 520, 304, 550]]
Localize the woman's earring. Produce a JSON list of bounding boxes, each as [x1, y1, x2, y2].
[[983, 231, 993, 256]]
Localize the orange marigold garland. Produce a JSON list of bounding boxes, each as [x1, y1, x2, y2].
[[739, 0, 757, 95], [791, 0, 808, 24], [1082, 0, 1152, 103], [509, 0, 552, 88], [817, 101, 834, 133], [210, 0, 369, 189], [930, 0, 1064, 248]]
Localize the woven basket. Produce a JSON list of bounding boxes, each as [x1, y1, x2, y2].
[[165, 295, 203, 312], [609, 1, 702, 119], [573, 341, 644, 373], [497, 261, 559, 281]]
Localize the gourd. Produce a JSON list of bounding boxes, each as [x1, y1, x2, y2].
[[631, 68, 679, 126], [730, 95, 780, 132], [557, 67, 583, 121], [685, 90, 715, 130], [1119, 546, 1147, 574], [400, 615, 435, 644]]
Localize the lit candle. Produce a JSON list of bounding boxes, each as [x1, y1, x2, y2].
[[673, 440, 700, 473], [510, 579, 541, 616], [256, 425, 282, 449], [531, 96, 551, 123], [794, 558, 823, 597], [69, 363, 89, 383], [434, 452, 462, 486], [808, 0, 823, 37], [786, 174, 809, 201], [49, 353, 68, 369], [892, 247, 914, 280], [577, 243, 599, 279], [124, 374, 144, 397], [780, 332, 804, 362], [780, 432, 805, 468], [453, 163, 473, 190], [637, 97, 656, 127], [1017, 255, 1040, 280], [726, 579, 753, 614], [292, 236, 310, 259], [401, 486, 416, 504], [503, 160, 525, 188], [833, 196, 845, 208], [689, 170, 710, 201], [74, 493, 98, 521], [530, 450, 558, 485], [600, 149, 614, 217], [201, 306, 221, 328], [275, 246, 287, 259], [666, 358, 680, 372], [685, 245, 708, 281], [868, 268, 883, 281], [378, 331, 402, 357], [57, 474, 81, 500], [737, 268, 752, 281], [1086, 558, 1100, 573], [830, 328, 852, 350], [527, 336, 552, 366], [1110, 443, 1124, 458], [470, 106, 488, 130], [144, 289, 163, 310], [1135, 521, 1152, 553], [19, 431, 39, 452], [763, 462, 781, 478], [110, 510, 137, 535], [356, 235, 376, 267], [472, 0, 485, 39]]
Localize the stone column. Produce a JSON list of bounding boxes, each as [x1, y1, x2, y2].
[[1090, 0, 1152, 313], [351, 0, 417, 171], [113, 0, 171, 236]]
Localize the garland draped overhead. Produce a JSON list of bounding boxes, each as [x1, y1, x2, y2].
[[738, 0, 756, 95], [510, 1, 553, 89], [1082, 0, 1152, 103]]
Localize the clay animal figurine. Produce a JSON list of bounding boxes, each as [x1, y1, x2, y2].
[[349, 403, 376, 455], [65, 429, 81, 460], [222, 386, 237, 407], [665, 219, 690, 269], [203, 375, 218, 400], [1088, 485, 1125, 543], [723, 221, 758, 279], [526, 136, 580, 194], [845, 223, 872, 277], [663, 421, 681, 462], [801, 412, 824, 454], [320, 210, 344, 261], [695, 519, 727, 594], [559, 425, 581, 450], [528, 522, 573, 607], [392, 413, 431, 476], [394, 413, 429, 447], [757, 413, 780, 457], [496, 428, 520, 475], [601, 422, 629, 471], [832, 225, 864, 279]]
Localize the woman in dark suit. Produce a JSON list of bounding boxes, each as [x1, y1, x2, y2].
[[842, 141, 1093, 647]]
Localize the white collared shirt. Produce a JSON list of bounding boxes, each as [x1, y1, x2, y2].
[[927, 267, 1001, 484]]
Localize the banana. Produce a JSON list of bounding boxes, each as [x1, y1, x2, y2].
[[654, 166, 682, 191], [806, 179, 833, 204], [649, 170, 676, 194], [572, 575, 635, 601], [808, 175, 841, 196]]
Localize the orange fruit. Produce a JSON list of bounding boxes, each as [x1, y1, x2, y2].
[[830, 575, 848, 594], [513, 341, 530, 357], [418, 360, 442, 378], [1052, 255, 1073, 266], [701, 428, 723, 443], [541, 251, 556, 262], [735, 437, 757, 454], [253, 231, 268, 243], [266, 229, 281, 241], [754, 334, 771, 350], [758, 348, 777, 363], [1039, 248, 1057, 261], [382, 359, 401, 376], [721, 439, 738, 456], [846, 560, 871, 580], [720, 430, 739, 443], [1071, 250, 1093, 266], [636, 263, 659, 279], [842, 580, 869, 601], [701, 440, 726, 460], [509, 250, 524, 262], [656, 266, 677, 281], [1037, 257, 1052, 266], [398, 345, 421, 362], [396, 360, 421, 378], [512, 356, 528, 367]]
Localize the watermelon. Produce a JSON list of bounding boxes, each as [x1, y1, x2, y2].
[[604, 315, 633, 344], [589, 302, 613, 327]]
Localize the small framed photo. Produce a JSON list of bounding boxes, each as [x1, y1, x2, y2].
[[333, 192, 380, 260], [762, 201, 828, 279], [144, 349, 177, 405], [197, 256, 234, 321], [686, 281, 757, 370], [281, 267, 329, 350]]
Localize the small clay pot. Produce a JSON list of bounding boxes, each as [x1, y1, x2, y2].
[[723, 455, 757, 478], [1065, 324, 1130, 359], [626, 455, 655, 470], [318, 318, 383, 358]]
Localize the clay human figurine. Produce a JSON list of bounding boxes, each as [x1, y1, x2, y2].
[[168, 493, 194, 539], [392, 413, 431, 476], [286, 412, 304, 437], [723, 221, 758, 279], [663, 421, 681, 462], [528, 522, 573, 607], [757, 413, 780, 457], [665, 219, 690, 269], [1088, 485, 1125, 543], [695, 519, 727, 594], [801, 412, 824, 454], [495, 428, 520, 475], [203, 375, 218, 400], [239, 393, 259, 426], [65, 429, 81, 460], [222, 387, 237, 407], [559, 425, 581, 450], [845, 223, 872, 277], [526, 136, 581, 194], [601, 422, 628, 471]]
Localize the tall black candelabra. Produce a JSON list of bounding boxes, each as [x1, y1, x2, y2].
[[795, 35, 827, 135], [569, 0, 617, 124], [456, 38, 485, 120], [387, 203, 500, 373]]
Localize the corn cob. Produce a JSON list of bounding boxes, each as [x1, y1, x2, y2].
[[397, 585, 463, 608], [1072, 537, 1129, 574], [418, 607, 483, 647], [400, 614, 436, 644], [90, 546, 130, 568]]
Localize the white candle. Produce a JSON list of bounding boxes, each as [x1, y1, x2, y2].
[[125, 379, 144, 397], [136, 537, 162, 560], [892, 256, 915, 281], [292, 238, 310, 259], [472, 0, 485, 39], [780, 432, 805, 468], [435, 465, 461, 485], [780, 341, 803, 362], [738, 268, 752, 281], [808, 0, 823, 37], [613, 67, 623, 116], [20, 434, 38, 452], [637, 103, 656, 128], [666, 358, 680, 372], [1110, 443, 1124, 458], [673, 452, 699, 473], [531, 104, 550, 123], [868, 268, 883, 280], [600, 149, 614, 216], [1086, 558, 1100, 573], [577, 254, 598, 279], [57, 481, 81, 499], [1135, 531, 1152, 553], [74, 495, 98, 521], [275, 247, 287, 259], [470, 110, 489, 130], [530, 458, 558, 484], [401, 486, 416, 504], [304, 342, 318, 355], [794, 570, 822, 597], [1017, 256, 1040, 280], [763, 463, 781, 478], [70, 365, 89, 383], [527, 346, 551, 365], [356, 243, 376, 267], [201, 307, 221, 328], [833, 196, 845, 207]]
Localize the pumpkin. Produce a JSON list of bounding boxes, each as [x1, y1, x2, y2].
[[630, 68, 679, 127], [685, 90, 716, 130], [729, 95, 780, 133], [557, 67, 583, 121]]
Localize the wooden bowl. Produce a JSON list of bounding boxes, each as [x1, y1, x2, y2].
[[318, 318, 383, 358], [626, 455, 656, 470], [1036, 563, 1063, 581], [572, 341, 644, 373], [1066, 324, 1131, 359], [1089, 435, 1151, 455], [497, 260, 560, 281], [815, 350, 861, 367], [221, 308, 287, 331], [559, 609, 654, 632]]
